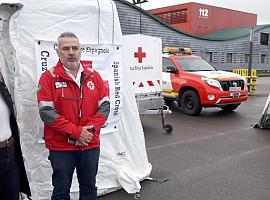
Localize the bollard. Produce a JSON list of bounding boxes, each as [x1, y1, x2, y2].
[[232, 68, 257, 95]]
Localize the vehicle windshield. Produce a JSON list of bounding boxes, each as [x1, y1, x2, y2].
[[175, 57, 216, 72]]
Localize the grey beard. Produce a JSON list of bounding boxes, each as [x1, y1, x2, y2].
[[66, 61, 80, 70]]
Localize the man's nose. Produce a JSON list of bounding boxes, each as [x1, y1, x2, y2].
[[68, 48, 74, 54]]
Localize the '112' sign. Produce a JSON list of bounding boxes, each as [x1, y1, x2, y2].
[[199, 8, 209, 18]]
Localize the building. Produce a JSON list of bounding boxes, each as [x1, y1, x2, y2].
[[114, 0, 270, 72], [148, 2, 257, 36]]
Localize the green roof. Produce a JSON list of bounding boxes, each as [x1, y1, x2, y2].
[[202, 25, 270, 40], [116, 0, 270, 41]]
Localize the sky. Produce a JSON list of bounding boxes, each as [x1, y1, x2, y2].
[[127, 0, 270, 25]]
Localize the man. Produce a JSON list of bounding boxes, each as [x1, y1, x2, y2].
[[0, 70, 31, 200], [37, 32, 110, 200]]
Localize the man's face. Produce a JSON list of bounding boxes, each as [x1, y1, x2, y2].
[[56, 37, 81, 70]]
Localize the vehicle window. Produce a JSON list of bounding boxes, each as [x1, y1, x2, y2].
[[175, 57, 216, 71], [162, 57, 175, 72]]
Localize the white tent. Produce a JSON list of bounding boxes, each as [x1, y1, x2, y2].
[[254, 92, 270, 129], [0, 0, 152, 199]]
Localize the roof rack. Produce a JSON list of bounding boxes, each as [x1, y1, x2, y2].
[[163, 47, 192, 55]]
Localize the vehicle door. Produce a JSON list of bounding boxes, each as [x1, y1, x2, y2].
[[162, 57, 180, 96]]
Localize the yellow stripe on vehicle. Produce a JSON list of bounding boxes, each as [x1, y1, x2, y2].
[[162, 90, 178, 97]]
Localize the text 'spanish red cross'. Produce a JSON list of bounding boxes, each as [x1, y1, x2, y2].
[[134, 47, 146, 63]]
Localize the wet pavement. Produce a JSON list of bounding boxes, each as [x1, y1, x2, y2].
[[99, 77, 270, 200]]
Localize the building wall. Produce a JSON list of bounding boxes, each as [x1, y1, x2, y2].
[[148, 3, 193, 34], [114, 0, 270, 72], [148, 2, 257, 36], [190, 3, 257, 36]]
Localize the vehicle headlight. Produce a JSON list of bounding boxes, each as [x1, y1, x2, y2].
[[201, 77, 223, 91]]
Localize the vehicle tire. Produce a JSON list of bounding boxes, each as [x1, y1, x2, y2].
[[180, 90, 202, 116], [220, 104, 239, 112], [164, 123, 173, 134]]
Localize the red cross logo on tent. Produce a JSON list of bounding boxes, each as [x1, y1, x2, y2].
[[134, 47, 146, 63]]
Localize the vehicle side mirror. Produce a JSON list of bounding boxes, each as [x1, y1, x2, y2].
[[166, 66, 178, 74]]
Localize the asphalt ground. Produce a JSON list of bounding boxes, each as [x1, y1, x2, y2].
[[99, 77, 270, 200]]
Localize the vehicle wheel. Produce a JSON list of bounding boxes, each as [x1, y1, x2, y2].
[[180, 90, 202, 116], [220, 104, 239, 112], [164, 123, 173, 134], [165, 100, 179, 110]]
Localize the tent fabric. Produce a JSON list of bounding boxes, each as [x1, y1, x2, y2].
[[1, 0, 152, 199]]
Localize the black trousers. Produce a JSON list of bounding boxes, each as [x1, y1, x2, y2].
[[0, 145, 20, 200]]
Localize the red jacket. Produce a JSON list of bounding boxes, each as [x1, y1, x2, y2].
[[37, 60, 110, 151]]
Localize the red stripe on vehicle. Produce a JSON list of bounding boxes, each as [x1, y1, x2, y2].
[[147, 81, 154, 86], [139, 82, 144, 87]]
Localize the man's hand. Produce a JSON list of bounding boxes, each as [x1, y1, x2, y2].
[[76, 125, 94, 146]]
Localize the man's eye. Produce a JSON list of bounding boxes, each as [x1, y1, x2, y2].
[[61, 46, 79, 51]]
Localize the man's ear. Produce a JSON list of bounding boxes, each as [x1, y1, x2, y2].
[[56, 48, 60, 57]]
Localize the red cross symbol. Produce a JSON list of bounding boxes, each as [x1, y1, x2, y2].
[[134, 47, 146, 63]]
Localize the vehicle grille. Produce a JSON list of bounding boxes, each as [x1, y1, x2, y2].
[[219, 80, 245, 91]]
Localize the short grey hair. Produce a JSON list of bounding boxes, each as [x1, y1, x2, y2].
[[57, 32, 79, 47]]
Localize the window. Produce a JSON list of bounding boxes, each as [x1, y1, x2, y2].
[[261, 54, 266, 64], [157, 9, 188, 24], [226, 53, 232, 63], [260, 32, 269, 45], [162, 57, 175, 72], [245, 54, 249, 63], [205, 52, 213, 63]]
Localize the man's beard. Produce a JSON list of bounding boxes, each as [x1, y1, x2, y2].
[[67, 61, 79, 69], [63, 58, 80, 70]]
